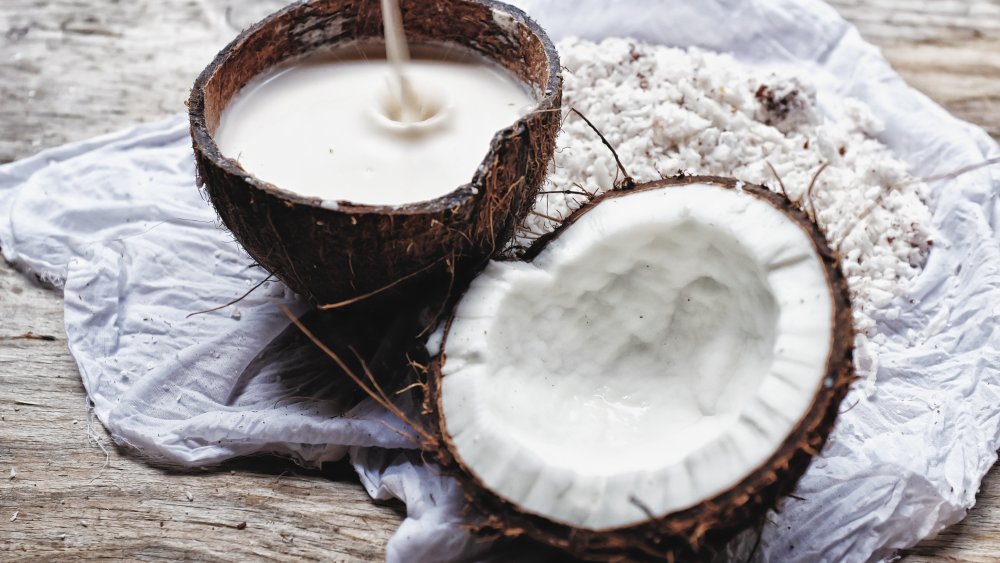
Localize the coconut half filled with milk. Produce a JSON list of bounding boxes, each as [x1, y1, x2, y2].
[[189, 0, 561, 308], [214, 44, 535, 207], [424, 176, 855, 560]]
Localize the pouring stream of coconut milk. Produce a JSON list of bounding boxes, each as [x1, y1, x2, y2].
[[214, 2, 533, 207], [380, 0, 423, 123]]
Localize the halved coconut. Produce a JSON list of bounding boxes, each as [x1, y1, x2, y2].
[[426, 176, 854, 559], [188, 0, 561, 309]]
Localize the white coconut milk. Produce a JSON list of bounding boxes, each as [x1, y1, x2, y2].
[[215, 36, 533, 207]]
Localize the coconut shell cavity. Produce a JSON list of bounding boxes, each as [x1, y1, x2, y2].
[[425, 177, 855, 560]]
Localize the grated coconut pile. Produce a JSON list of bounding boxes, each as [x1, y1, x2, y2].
[[519, 38, 935, 379]]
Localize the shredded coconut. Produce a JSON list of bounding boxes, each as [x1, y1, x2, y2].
[[518, 38, 934, 378]]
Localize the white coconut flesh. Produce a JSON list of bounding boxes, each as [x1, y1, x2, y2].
[[439, 182, 835, 531]]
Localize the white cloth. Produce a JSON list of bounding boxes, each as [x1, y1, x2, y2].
[[2, 1, 999, 561]]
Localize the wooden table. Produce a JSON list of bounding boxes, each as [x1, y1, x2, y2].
[[1, 1, 998, 560]]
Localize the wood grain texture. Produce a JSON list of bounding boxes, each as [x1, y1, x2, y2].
[[905, 466, 1000, 563], [1, 2, 400, 561], [829, 0, 1000, 141], [0, 259, 401, 561], [1, 0, 999, 561]]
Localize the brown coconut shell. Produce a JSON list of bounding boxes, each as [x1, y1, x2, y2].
[[188, 0, 561, 310], [423, 176, 856, 561]]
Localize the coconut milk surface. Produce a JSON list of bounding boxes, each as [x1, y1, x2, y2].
[[215, 45, 533, 206]]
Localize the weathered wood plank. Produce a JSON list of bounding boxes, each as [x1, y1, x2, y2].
[[828, 0, 1000, 140], [0, 1, 400, 560], [905, 467, 1000, 562], [0, 261, 400, 561], [1, 0, 999, 561], [0, 0, 289, 164]]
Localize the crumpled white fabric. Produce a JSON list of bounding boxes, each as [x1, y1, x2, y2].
[[1, 0, 998, 561]]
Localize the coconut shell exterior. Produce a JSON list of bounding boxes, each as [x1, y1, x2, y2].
[[424, 176, 856, 561], [188, 0, 561, 309]]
